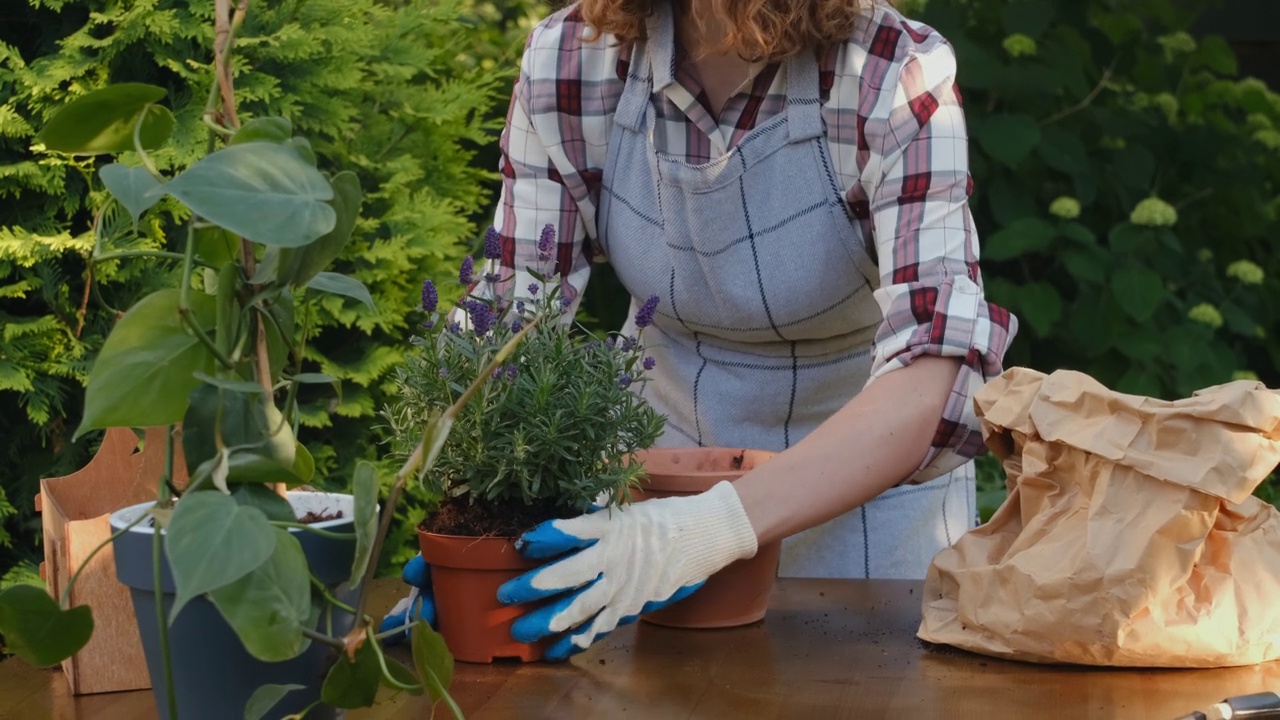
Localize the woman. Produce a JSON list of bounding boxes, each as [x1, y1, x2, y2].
[[386, 0, 1016, 660]]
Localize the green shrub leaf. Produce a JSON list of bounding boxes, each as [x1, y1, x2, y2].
[[1002, 0, 1055, 37], [975, 114, 1041, 167], [1015, 282, 1063, 337], [1061, 246, 1110, 284], [209, 528, 312, 662], [243, 683, 304, 720], [0, 586, 93, 667], [155, 143, 336, 248], [166, 491, 276, 621], [982, 217, 1055, 261], [307, 272, 375, 311], [1110, 266, 1166, 321], [37, 83, 174, 155], [1196, 36, 1238, 75], [77, 289, 216, 438], [99, 164, 162, 224]]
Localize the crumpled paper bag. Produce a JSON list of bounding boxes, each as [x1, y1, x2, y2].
[[918, 367, 1280, 667]]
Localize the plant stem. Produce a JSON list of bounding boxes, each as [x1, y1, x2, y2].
[[300, 627, 346, 650], [270, 521, 356, 541], [1041, 58, 1118, 126], [177, 222, 236, 370], [367, 627, 423, 693], [133, 109, 162, 180], [310, 576, 358, 615], [153, 510, 179, 720]]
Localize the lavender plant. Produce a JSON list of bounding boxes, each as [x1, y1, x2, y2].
[[385, 226, 665, 528]]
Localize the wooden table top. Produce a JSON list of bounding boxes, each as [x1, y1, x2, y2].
[[3, 577, 1278, 719]]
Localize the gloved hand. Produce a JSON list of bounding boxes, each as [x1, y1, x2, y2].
[[496, 481, 759, 661], [377, 554, 436, 645]]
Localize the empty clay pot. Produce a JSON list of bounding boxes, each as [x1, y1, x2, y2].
[[418, 532, 550, 663], [630, 447, 781, 629]]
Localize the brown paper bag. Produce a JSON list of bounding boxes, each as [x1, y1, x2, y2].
[[918, 367, 1280, 667]]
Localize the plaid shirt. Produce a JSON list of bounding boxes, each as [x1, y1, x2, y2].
[[488, 3, 1017, 480]]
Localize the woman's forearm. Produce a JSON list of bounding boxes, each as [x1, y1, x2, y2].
[[734, 355, 963, 546]]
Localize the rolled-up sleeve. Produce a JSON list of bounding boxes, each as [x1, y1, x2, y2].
[[861, 41, 1018, 483]]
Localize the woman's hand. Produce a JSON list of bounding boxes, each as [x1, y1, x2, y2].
[[497, 482, 758, 661]]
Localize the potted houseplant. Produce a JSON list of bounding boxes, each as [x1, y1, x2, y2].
[[383, 227, 667, 663], [0, 3, 508, 719]]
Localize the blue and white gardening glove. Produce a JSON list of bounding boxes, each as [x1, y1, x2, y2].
[[378, 554, 436, 645], [497, 481, 758, 661]]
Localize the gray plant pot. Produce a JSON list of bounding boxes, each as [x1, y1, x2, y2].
[[111, 491, 358, 720]]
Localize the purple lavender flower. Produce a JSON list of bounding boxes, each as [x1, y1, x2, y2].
[[439, 366, 450, 377], [634, 295, 659, 329], [484, 272, 501, 284], [560, 295, 573, 310], [483, 227, 502, 260], [506, 365, 518, 380], [516, 301, 526, 313], [537, 224, 555, 262], [420, 279, 438, 313], [448, 321, 462, 335], [491, 366, 505, 381], [527, 283, 539, 297], [617, 374, 632, 389], [643, 356, 656, 371], [421, 320, 435, 330], [510, 318, 523, 333], [466, 299, 496, 336], [459, 256, 475, 285]]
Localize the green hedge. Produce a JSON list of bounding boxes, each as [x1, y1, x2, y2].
[[0, 0, 539, 581], [910, 0, 1280, 517]]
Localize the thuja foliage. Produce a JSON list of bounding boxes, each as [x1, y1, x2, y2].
[[910, 0, 1280, 517], [0, 0, 534, 579]]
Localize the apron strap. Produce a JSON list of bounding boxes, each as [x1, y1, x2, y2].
[[784, 49, 825, 143]]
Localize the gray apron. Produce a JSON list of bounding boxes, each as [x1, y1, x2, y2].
[[599, 5, 975, 579]]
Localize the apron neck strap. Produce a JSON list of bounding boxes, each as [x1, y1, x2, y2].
[[783, 49, 824, 143]]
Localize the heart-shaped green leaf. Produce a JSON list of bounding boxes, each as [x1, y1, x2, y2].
[[231, 117, 293, 147], [76, 289, 216, 439], [0, 586, 94, 667], [231, 484, 298, 523], [278, 172, 363, 287], [166, 491, 276, 621], [182, 384, 301, 487], [195, 227, 242, 266], [155, 142, 335, 248], [99, 163, 162, 224], [348, 462, 379, 584], [244, 683, 304, 720], [412, 621, 461, 719], [210, 528, 311, 662], [306, 272, 375, 311], [37, 83, 174, 155], [1014, 281, 1063, 337], [321, 640, 380, 709]]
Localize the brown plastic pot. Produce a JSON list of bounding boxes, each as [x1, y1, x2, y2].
[[418, 532, 550, 664], [630, 447, 781, 629]]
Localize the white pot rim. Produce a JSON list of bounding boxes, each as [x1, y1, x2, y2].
[[109, 489, 356, 534]]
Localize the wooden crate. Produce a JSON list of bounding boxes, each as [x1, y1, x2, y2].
[[36, 426, 188, 695]]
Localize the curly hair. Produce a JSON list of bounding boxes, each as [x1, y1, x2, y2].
[[578, 0, 884, 62]]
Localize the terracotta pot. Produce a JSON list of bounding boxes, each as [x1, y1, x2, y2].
[[630, 447, 781, 629], [418, 532, 550, 663]]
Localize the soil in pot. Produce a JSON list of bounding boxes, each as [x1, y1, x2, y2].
[[630, 447, 782, 629], [418, 496, 577, 664]]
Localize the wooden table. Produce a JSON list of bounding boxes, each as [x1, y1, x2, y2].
[[3, 578, 1278, 719]]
